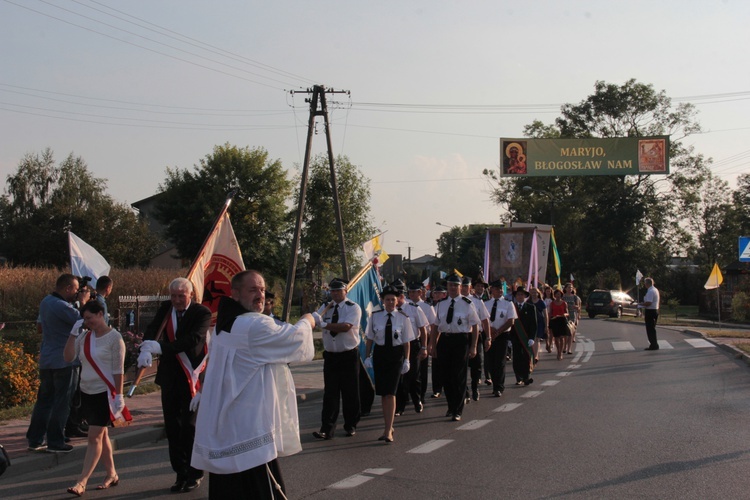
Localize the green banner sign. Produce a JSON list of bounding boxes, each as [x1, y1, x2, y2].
[[499, 136, 670, 177]]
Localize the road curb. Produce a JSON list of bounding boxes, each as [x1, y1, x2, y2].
[[683, 329, 750, 366]]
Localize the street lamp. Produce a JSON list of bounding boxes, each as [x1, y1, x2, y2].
[[395, 239, 412, 263], [521, 186, 554, 226]]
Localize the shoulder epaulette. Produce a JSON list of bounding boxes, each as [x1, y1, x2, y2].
[[398, 310, 409, 318], [345, 300, 355, 306], [409, 302, 417, 307], [373, 308, 385, 314], [462, 296, 472, 304]]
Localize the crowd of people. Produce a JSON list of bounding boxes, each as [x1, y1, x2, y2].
[[23, 269, 602, 499]]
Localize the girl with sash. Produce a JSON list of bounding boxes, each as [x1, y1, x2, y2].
[[63, 300, 130, 496]]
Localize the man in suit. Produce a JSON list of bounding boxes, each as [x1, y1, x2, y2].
[[140, 278, 211, 493], [511, 286, 537, 386]]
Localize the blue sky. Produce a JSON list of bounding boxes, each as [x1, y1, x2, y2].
[[1, 1, 748, 259]]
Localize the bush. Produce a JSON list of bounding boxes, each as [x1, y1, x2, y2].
[[732, 292, 749, 322], [0, 339, 39, 409]]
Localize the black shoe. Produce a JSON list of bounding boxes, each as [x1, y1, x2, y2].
[[46, 444, 73, 453], [445, 410, 453, 417], [472, 389, 479, 401], [312, 431, 333, 440], [452, 414, 462, 421], [394, 411, 403, 416], [170, 480, 186, 493], [414, 402, 423, 413], [525, 378, 534, 386], [431, 392, 441, 398], [182, 478, 202, 492], [492, 391, 503, 397], [485, 379, 492, 386], [645, 346, 659, 351], [27, 444, 47, 452], [345, 427, 356, 437]]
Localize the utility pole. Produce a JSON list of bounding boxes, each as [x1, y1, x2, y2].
[[283, 85, 350, 322]]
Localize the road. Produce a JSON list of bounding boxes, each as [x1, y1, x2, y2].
[[2, 319, 749, 499]]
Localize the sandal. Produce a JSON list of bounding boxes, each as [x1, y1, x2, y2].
[[97, 474, 119, 490], [67, 482, 86, 497]]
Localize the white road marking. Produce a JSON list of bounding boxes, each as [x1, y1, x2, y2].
[[583, 338, 595, 351], [407, 439, 454, 454], [457, 419, 493, 431], [685, 338, 716, 348], [567, 364, 581, 369], [583, 351, 593, 362], [556, 371, 572, 377], [363, 468, 392, 476], [572, 351, 583, 362], [541, 380, 560, 386], [613, 341, 635, 350], [329, 474, 375, 489], [521, 390, 543, 398], [493, 402, 523, 412], [657, 340, 674, 349]]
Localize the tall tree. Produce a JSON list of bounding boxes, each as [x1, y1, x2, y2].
[[155, 144, 292, 277], [484, 79, 706, 294], [0, 149, 158, 267], [295, 154, 375, 280], [436, 224, 486, 278]]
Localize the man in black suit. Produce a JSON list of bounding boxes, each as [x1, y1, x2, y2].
[[511, 286, 537, 386], [140, 277, 211, 493]]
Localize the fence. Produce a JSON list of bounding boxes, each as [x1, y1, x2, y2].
[[117, 295, 169, 334]]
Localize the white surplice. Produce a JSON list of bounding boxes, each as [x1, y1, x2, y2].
[[191, 312, 314, 474]]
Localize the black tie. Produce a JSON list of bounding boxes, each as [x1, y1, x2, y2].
[[490, 299, 498, 322], [331, 304, 339, 324], [330, 304, 339, 337], [446, 298, 455, 324], [385, 313, 393, 347], [177, 310, 184, 327]]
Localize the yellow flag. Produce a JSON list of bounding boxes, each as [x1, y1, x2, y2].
[[363, 234, 389, 265], [454, 268, 464, 278], [703, 262, 723, 290]]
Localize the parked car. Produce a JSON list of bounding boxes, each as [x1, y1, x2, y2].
[[585, 289, 639, 318]]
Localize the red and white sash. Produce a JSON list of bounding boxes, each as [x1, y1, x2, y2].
[[83, 331, 132, 423], [166, 308, 207, 398]]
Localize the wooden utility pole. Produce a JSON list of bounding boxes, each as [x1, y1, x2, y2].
[[283, 85, 350, 322]]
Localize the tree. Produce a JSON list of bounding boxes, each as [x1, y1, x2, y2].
[[295, 154, 375, 281], [436, 224, 486, 278], [0, 149, 159, 267], [484, 79, 709, 296], [155, 144, 293, 278]]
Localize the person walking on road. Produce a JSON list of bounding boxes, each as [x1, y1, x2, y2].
[[63, 300, 128, 497], [639, 277, 661, 350]]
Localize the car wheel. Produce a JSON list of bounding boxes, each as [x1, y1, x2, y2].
[[588, 313, 596, 319], [615, 307, 622, 318]]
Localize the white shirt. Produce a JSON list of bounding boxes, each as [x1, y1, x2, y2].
[[432, 295, 479, 333], [414, 299, 437, 325], [400, 301, 430, 333], [366, 309, 416, 346], [644, 286, 660, 310], [191, 312, 314, 474], [317, 298, 362, 352], [74, 329, 125, 394], [466, 294, 490, 330], [484, 297, 518, 331]]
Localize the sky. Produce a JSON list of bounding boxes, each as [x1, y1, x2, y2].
[[1, 0, 748, 262]]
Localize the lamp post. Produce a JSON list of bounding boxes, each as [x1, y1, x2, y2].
[[522, 186, 554, 226], [395, 239, 412, 263]]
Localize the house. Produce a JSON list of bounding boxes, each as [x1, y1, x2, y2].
[[131, 193, 183, 268]]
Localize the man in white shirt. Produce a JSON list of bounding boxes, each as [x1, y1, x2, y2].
[[639, 277, 661, 350], [191, 269, 316, 499], [485, 280, 517, 396], [313, 278, 363, 439]]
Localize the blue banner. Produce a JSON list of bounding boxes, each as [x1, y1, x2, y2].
[[347, 265, 382, 379]]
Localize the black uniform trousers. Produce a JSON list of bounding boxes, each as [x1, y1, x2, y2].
[[486, 332, 510, 393], [436, 333, 470, 416], [645, 309, 659, 348], [419, 355, 429, 402], [510, 332, 532, 383], [161, 376, 202, 481], [431, 355, 443, 395], [468, 332, 485, 392], [320, 347, 360, 435], [396, 340, 422, 412]]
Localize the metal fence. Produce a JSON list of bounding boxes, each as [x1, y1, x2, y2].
[[117, 295, 169, 334]]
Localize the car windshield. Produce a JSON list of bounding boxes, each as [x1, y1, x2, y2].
[[588, 291, 609, 301]]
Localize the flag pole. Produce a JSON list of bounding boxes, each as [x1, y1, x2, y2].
[[127, 190, 236, 398]]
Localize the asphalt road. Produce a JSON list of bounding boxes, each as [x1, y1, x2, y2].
[[2, 319, 749, 499]]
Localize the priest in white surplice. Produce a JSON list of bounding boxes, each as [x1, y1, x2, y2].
[[191, 270, 317, 499]]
